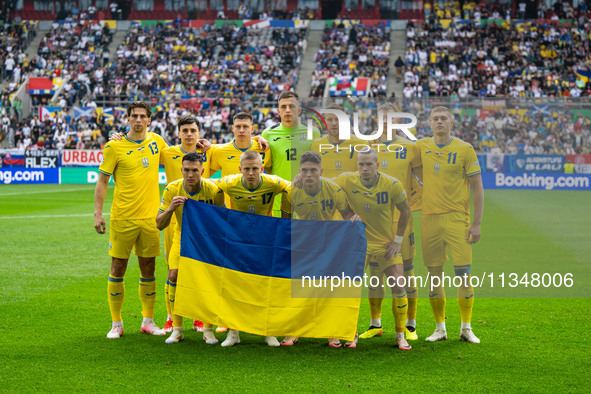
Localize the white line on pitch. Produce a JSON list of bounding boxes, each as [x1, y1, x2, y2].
[[0, 187, 95, 197], [0, 213, 111, 220]]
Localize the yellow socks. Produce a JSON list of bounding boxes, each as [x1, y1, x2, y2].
[[392, 290, 408, 333], [165, 280, 172, 317], [458, 281, 474, 325], [404, 264, 418, 321], [167, 281, 183, 328], [107, 276, 125, 322], [138, 276, 156, 319]]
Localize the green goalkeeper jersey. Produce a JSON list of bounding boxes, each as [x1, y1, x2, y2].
[[262, 122, 320, 182]]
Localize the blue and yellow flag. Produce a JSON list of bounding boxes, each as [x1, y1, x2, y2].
[[576, 69, 591, 83], [175, 201, 366, 340]]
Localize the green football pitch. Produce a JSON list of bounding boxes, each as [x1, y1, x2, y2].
[[0, 185, 589, 391]]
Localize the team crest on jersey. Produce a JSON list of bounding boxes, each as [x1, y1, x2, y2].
[[381, 160, 388, 168], [248, 205, 256, 213], [434, 162, 441, 173], [364, 203, 371, 211], [310, 212, 318, 219], [142, 157, 149, 168], [300, 133, 306, 141], [335, 160, 342, 170]]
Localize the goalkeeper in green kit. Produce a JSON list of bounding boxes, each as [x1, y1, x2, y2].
[[262, 91, 321, 217]]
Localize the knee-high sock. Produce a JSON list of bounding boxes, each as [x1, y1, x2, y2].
[[457, 281, 474, 324], [368, 266, 384, 320], [108, 276, 125, 322], [138, 276, 156, 319], [392, 290, 408, 333], [429, 286, 446, 324], [404, 265, 418, 320], [165, 280, 172, 316], [168, 281, 183, 328]]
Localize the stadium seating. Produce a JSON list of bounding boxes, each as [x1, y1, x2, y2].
[[311, 23, 390, 97], [404, 16, 591, 98]]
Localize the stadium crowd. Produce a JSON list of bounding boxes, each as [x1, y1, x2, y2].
[[5, 100, 283, 151], [1, 21, 37, 88], [404, 14, 591, 98], [88, 22, 305, 107], [311, 23, 390, 97], [29, 17, 113, 108], [400, 102, 591, 155]]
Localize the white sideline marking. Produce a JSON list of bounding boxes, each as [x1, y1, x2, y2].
[[0, 187, 95, 197], [0, 213, 110, 220]]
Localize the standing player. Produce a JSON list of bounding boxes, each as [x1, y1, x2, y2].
[[216, 150, 291, 347], [282, 151, 354, 347], [205, 111, 272, 333], [94, 101, 168, 339], [417, 106, 484, 344], [262, 91, 320, 216], [334, 149, 412, 350], [156, 152, 225, 344], [159, 115, 210, 333], [208, 112, 272, 186], [310, 104, 362, 179], [359, 103, 423, 342]]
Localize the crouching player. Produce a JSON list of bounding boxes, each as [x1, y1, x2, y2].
[[334, 149, 412, 350], [216, 150, 291, 347], [156, 152, 226, 344], [282, 151, 355, 348]]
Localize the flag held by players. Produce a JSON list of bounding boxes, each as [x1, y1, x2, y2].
[[174, 201, 366, 340]]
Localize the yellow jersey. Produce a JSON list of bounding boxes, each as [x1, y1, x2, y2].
[[417, 137, 481, 216], [375, 137, 422, 213], [310, 136, 364, 178], [159, 178, 225, 236], [292, 177, 349, 220], [334, 172, 407, 245], [208, 138, 271, 178], [99, 132, 167, 220], [160, 145, 209, 185], [217, 173, 290, 216]]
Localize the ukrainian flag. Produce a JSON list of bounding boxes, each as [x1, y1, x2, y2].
[[576, 69, 591, 83], [174, 201, 366, 340]]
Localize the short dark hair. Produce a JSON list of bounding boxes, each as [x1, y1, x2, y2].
[[127, 101, 151, 118], [233, 112, 253, 123], [278, 91, 299, 102], [300, 151, 322, 166], [182, 152, 204, 164], [177, 115, 201, 129]]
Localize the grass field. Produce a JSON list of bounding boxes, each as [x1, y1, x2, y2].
[[1, 185, 590, 392]]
